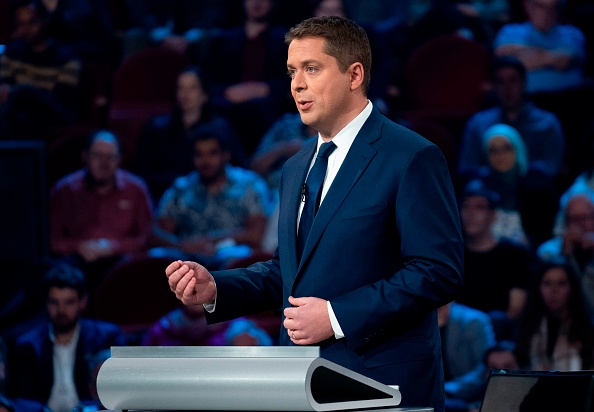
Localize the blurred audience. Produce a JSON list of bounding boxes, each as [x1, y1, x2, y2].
[[0, 0, 81, 140], [223, 318, 274, 346], [458, 123, 558, 248], [117, 0, 242, 59], [493, 0, 586, 95], [250, 112, 316, 192], [149, 126, 272, 270], [458, 55, 566, 179], [439, 302, 496, 412], [537, 193, 594, 315], [456, 179, 533, 341], [5, 263, 126, 412], [142, 304, 228, 347], [514, 260, 594, 370], [201, 0, 290, 156], [37, 0, 117, 65], [49, 129, 153, 289], [134, 65, 246, 203]]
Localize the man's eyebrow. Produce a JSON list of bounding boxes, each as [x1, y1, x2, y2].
[[287, 59, 321, 68]]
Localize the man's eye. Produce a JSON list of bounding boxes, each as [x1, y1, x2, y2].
[[287, 70, 296, 78], [306, 67, 317, 73]]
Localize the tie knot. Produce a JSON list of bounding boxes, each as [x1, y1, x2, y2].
[[317, 141, 336, 159]]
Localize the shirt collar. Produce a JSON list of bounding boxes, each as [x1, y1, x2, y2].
[[315, 100, 373, 153]]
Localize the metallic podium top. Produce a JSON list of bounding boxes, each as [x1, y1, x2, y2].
[[97, 346, 404, 411]]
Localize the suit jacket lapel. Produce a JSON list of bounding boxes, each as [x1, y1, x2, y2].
[[281, 141, 316, 280], [296, 108, 383, 274]]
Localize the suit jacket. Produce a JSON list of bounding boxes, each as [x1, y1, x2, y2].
[[7, 318, 126, 405], [207, 107, 464, 411]]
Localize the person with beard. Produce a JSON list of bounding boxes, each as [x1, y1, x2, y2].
[[5, 263, 126, 412], [49, 130, 154, 293], [148, 126, 272, 270]]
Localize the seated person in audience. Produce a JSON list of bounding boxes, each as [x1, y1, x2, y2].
[[457, 55, 565, 178], [223, 318, 274, 346], [142, 303, 229, 347], [439, 302, 496, 412], [37, 0, 117, 65], [457, 179, 533, 340], [250, 111, 316, 192], [484, 339, 520, 371], [149, 127, 272, 270], [6, 263, 126, 412], [553, 136, 594, 233], [49, 129, 154, 288], [0, 0, 81, 140], [514, 260, 594, 370], [537, 193, 594, 315], [201, 0, 290, 155], [493, 0, 586, 95], [138, 0, 236, 55], [458, 123, 558, 248], [135, 65, 246, 202]]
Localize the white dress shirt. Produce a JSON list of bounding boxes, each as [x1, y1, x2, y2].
[[297, 101, 373, 339]]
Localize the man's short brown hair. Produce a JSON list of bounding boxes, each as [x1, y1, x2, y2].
[[285, 16, 372, 95]]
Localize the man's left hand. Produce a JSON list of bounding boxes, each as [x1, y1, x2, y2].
[[283, 296, 334, 345]]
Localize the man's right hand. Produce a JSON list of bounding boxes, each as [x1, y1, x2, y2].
[[165, 260, 217, 306]]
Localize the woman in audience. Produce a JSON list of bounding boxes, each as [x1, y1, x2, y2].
[[515, 260, 594, 371], [458, 123, 558, 249], [134, 65, 246, 202]]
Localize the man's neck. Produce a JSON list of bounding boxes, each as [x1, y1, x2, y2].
[[201, 172, 227, 193], [465, 233, 498, 252]]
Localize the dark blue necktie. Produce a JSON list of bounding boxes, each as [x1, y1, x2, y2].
[[297, 141, 337, 260]]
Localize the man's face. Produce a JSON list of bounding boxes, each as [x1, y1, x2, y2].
[[244, 0, 272, 21], [525, 0, 558, 32], [194, 139, 228, 181], [287, 37, 354, 139], [495, 67, 525, 110], [461, 196, 496, 238], [13, 6, 43, 44], [86, 138, 120, 184], [47, 287, 85, 334], [565, 197, 594, 234]]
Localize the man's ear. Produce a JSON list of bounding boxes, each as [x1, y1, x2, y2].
[[349, 62, 364, 91]]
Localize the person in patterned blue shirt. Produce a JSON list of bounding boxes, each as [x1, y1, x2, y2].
[[149, 125, 273, 270]]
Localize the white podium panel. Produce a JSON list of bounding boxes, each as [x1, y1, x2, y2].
[[96, 347, 408, 411]]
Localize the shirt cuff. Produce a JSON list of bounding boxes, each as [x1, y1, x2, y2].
[[327, 301, 344, 339], [203, 279, 217, 313]]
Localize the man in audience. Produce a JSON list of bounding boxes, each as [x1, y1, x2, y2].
[[0, 0, 81, 140], [439, 302, 496, 412], [457, 55, 565, 179], [49, 129, 154, 289], [149, 126, 272, 270], [6, 263, 126, 412], [456, 179, 533, 341], [202, 0, 290, 155], [493, 0, 586, 96]]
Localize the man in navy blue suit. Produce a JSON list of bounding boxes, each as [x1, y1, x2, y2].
[[166, 16, 463, 411]]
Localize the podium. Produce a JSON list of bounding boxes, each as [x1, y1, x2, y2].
[[97, 346, 432, 412]]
